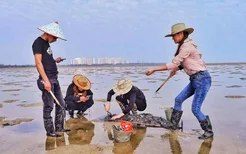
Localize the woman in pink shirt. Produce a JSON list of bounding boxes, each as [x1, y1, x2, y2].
[[146, 23, 213, 139]]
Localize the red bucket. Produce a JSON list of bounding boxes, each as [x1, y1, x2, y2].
[[120, 121, 133, 132]]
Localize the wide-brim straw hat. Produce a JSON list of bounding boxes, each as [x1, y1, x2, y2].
[[113, 79, 133, 95], [73, 74, 91, 90], [165, 23, 194, 37], [38, 21, 67, 41]]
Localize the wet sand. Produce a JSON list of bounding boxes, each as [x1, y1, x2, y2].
[[0, 64, 246, 154]]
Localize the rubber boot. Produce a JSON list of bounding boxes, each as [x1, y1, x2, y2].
[[68, 110, 74, 118], [169, 109, 183, 130], [44, 119, 61, 137], [198, 116, 214, 140], [131, 106, 138, 115], [159, 109, 183, 130]]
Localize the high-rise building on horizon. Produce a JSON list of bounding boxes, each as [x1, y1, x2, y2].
[[71, 57, 129, 65]]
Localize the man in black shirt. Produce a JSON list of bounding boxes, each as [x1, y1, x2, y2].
[[32, 21, 67, 137]]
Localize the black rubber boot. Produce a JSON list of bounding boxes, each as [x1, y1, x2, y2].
[[44, 119, 62, 137], [68, 110, 74, 118], [159, 109, 183, 130], [198, 115, 214, 140], [169, 109, 183, 130], [131, 106, 138, 115]]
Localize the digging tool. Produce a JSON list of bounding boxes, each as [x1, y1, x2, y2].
[[103, 104, 113, 117], [155, 75, 172, 93], [49, 90, 65, 111]]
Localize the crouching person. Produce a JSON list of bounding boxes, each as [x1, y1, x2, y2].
[[104, 79, 147, 120], [65, 74, 94, 118]]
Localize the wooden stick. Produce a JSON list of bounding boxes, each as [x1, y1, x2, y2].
[[49, 91, 64, 110], [155, 75, 171, 93]]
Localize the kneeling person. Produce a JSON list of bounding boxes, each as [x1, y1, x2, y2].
[[65, 74, 94, 118], [105, 79, 147, 120]]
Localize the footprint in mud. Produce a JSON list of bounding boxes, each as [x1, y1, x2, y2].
[[94, 99, 107, 103], [230, 71, 242, 74], [1, 82, 23, 86], [226, 85, 242, 88], [17, 102, 43, 107], [148, 81, 157, 83], [2, 89, 22, 92], [0, 118, 33, 127], [3, 99, 20, 103], [225, 95, 245, 99], [140, 89, 149, 91], [11, 93, 20, 96], [146, 134, 154, 138], [21, 85, 32, 88], [213, 84, 221, 86]]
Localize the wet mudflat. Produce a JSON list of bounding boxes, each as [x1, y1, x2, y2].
[[0, 64, 246, 154]]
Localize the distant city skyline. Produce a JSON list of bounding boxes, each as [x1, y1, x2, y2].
[[0, 0, 245, 65], [71, 57, 130, 65]]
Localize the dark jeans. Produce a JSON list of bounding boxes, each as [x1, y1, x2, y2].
[[37, 78, 65, 133], [115, 96, 147, 111], [174, 71, 211, 121], [65, 98, 94, 113]]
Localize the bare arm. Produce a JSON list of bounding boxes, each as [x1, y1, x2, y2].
[[34, 54, 48, 81], [146, 65, 168, 76], [34, 54, 51, 92]]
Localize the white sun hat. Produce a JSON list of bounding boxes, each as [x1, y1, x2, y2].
[[113, 79, 133, 95], [38, 21, 67, 41]]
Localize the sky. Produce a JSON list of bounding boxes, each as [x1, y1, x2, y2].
[[0, 0, 245, 65]]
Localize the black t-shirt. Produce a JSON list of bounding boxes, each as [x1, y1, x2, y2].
[[32, 37, 58, 79]]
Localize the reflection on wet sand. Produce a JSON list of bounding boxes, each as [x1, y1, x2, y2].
[[198, 138, 213, 154], [66, 117, 95, 145], [166, 131, 213, 154], [105, 124, 147, 154], [45, 117, 95, 152], [45, 134, 66, 151]]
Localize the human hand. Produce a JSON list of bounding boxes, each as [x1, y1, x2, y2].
[[145, 69, 155, 76], [55, 57, 62, 63], [44, 80, 51, 92], [170, 69, 177, 77], [110, 113, 124, 120], [80, 96, 89, 102], [104, 102, 110, 112]]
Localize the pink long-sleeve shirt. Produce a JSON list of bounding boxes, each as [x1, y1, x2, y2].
[[166, 38, 207, 76]]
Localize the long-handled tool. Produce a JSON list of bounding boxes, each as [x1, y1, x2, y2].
[[155, 75, 172, 93], [49, 91, 65, 111], [49, 91, 71, 132]]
